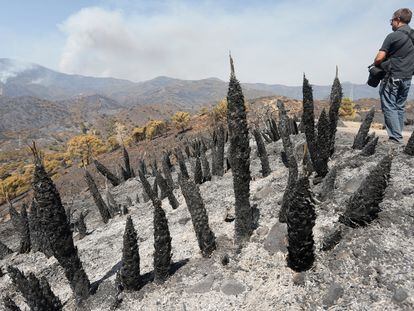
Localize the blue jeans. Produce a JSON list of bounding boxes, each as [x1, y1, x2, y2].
[[379, 77, 412, 142]]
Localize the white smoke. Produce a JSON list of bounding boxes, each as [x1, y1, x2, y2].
[[57, 2, 410, 85], [0, 59, 35, 83]]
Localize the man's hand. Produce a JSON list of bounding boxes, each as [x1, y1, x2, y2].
[[374, 51, 387, 66]]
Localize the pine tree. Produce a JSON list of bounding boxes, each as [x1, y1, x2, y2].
[[179, 176, 216, 257], [286, 177, 316, 272], [339, 155, 392, 227], [277, 100, 298, 223], [7, 266, 63, 311], [0, 240, 13, 259], [404, 129, 414, 155], [361, 136, 379, 156], [84, 169, 111, 223], [327, 68, 343, 155], [93, 159, 121, 186], [352, 107, 375, 149], [3, 296, 21, 311], [30, 143, 90, 300], [226, 55, 253, 245], [119, 216, 141, 290], [19, 203, 31, 253], [253, 128, 271, 177]]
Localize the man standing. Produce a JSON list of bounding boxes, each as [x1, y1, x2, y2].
[[374, 8, 414, 144]]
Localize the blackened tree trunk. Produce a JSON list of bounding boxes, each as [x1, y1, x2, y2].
[[302, 75, 318, 172], [193, 156, 203, 184], [93, 159, 121, 186], [404, 129, 414, 155], [327, 70, 343, 155], [3, 296, 21, 311], [339, 155, 392, 227], [162, 152, 175, 189], [156, 170, 179, 209], [286, 177, 316, 272], [226, 55, 253, 245], [106, 189, 119, 217], [318, 166, 338, 202], [28, 199, 53, 257], [315, 109, 330, 177], [175, 148, 189, 179], [84, 170, 111, 223], [138, 168, 172, 283], [0, 240, 13, 259], [214, 124, 225, 177], [19, 203, 31, 253], [119, 216, 141, 290], [277, 100, 298, 223], [253, 128, 271, 177], [77, 212, 87, 239], [361, 136, 379, 156], [31, 144, 90, 300], [179, 176, 216, 257], [152, 177, 159, 198], [352, 107, 375, 149], [200, 146, 211, 182], [122, 146, 135, 180], [7, 266, 63, 311]]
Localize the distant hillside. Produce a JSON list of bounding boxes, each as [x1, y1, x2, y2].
[[2, 58, 412, 105]]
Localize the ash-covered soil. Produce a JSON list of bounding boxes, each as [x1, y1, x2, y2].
[[1, 127, 414, 310]]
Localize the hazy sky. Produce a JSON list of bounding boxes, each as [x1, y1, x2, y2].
[[1, 0, 413, 85]]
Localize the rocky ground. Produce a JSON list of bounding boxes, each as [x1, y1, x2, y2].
[[0, 124, 414, 310]]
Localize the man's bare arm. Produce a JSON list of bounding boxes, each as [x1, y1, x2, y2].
[[374, 51, 387, 66]]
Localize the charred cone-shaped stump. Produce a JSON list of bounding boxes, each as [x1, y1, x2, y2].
[[339, 155, 392, 227], [318, 166, 337, 202], [286, 177, 316, 272], [253, 128, 271, 177], [77, 212, 87, 239], [352, 107, 375, 149], [93, 159, 121, 186], [193, 156, 203, 184], [122, 146, 135, 180], [31, 145, 90, 300], [175, 148, 190, 179], [153, 198, 172, 284], [404, 129, 414, 156], [19, 204, 31, 254], [156, 170, 179, 209], [212, 124, 226, 177], [361, 136, 379, 156], [120, 216, 141, 290], [106, 189, 119, 217], [7, 266, 63, 311], [327, 72, 343, 155], [277, 100, 299, 223], [3, 296, 21, 311], [0, 240, 13, 259], [302, 75, 318, 172], [84, 169, 111, 223], [28, 199, 53, 257], [179, 176, 216, 257], [162, 152, 175, 189], [200, 146, 212, 182], [314, 109, 331, 177], [227, 55, 253, 245]]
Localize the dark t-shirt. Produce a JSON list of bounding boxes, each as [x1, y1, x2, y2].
[[380, 25, 414, 79]]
